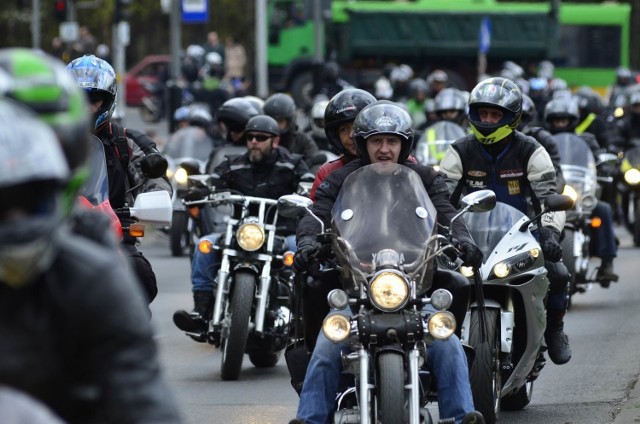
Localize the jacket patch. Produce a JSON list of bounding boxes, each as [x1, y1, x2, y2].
[[467, 170, 487, 177], [467, 180, 486, 188], [508, 180, 520, 195], [500, 169, 524, 179]]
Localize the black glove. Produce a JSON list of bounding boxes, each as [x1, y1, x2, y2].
[[459, 241, 484, 269], [183, 186, 210, 202], [293, 237, 320, 272], [539, 227, 562, 262]]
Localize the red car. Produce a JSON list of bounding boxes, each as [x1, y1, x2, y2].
[[124, 55, 170, 106]]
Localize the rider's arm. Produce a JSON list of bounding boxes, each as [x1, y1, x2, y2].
[[127, 140, 173, 202], [527, 146, 566, 232], [438, 145, 465, 207]]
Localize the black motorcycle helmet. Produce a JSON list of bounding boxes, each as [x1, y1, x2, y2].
[[324, 88, 376, 154], [244, 115, 280, 137], [434, 88, 467, 124], [543, 97, 580, 134], [468, 77, 523, 145], [263, 93, 297, 136], [353, 100, 414, 164], [519, 94, 537, 130], [215, 97, 260, 133]]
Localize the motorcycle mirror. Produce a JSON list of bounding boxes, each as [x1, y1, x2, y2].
[[596, 152, 618, 167], [129, 191, 173, 226], [140, 153, 169, 179], [179, 159, 201, 176], [544, 193, 574, 212], [277, 194, 313, 218], [460, 189, 496, 213]]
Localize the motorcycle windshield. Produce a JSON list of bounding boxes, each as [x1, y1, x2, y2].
[[553, 132, 597, 173], [79, 135, 110, 207], [163, 127, 213, 161], [332, 163, 437, 295], [415, 121, 466, 166], [463, 202, 526, 261]]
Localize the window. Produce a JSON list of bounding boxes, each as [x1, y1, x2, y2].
[[555, 25, 621, 68]]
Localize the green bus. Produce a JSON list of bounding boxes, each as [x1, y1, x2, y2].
[[267, 0, 630, 104]]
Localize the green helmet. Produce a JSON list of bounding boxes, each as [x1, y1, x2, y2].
[[468, 77, 522, 145], [0, 48, 91, 171]]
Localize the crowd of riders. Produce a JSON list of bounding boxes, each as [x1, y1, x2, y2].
[[1, 42, 639, 423]]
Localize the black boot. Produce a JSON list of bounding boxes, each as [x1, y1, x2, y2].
[[173, 291, 213, 334], [545, 309, 572, 365], [461, 411, 485, 424], [596, 259, 619, 287]]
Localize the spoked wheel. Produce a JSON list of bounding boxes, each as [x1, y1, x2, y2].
[[377, 351, 407, 424], [469, 309, 501, 424], [220, 271, 255, 381]]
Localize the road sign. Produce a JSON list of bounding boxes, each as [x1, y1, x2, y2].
[[59, 21, 79, 42], [479, 16, 492, 54], [182, 0, 208, 23]]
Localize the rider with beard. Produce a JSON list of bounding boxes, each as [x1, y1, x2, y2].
[[0, 99, 181, 424], [264, 93, 319, 163], [67, 55, 172, 305], [173, 115, 314, 336], [440, 77, 572, 365], [290, 101, 485, 424], [544, 97, 619, 285]]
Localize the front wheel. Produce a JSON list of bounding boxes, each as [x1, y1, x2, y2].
[[469, 309, 501, 424], [501, 380, 533, 411], [220, 271, 255, 381], [634, 196, 640, 247], [377, 351, 407, 424], [169, 211, 189, 257], [248, 350, 281, 368]]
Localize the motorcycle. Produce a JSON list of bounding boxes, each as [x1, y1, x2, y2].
[[414, 121, 466, 169], [139, 80, 194, 123], [619, 139, 640, 246], [278, 164, 496, 424], [184, 189, 296, 381], [79, 135, 173, 240], [552, 132, 600, 296], [163, 127, 214, 257], [461, 194, 573, 423]]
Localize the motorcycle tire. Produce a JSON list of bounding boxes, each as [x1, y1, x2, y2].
[[249, 350, 281, 368], [220, 271, 255, 381], [169, 211, 189, 257], [377, 351, 407, 424], [561, 228, 577, 307], [469, 309, 501, 424], [501, 380, 533, 411]]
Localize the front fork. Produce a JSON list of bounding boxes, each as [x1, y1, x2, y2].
[[211, 251, 273, 334]]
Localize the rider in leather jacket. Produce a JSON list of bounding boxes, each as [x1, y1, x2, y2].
[[173, 115, 314, 335], [291, 102, 485, 424], [0, 99, 181, 424], [440, 77, 572, 366]]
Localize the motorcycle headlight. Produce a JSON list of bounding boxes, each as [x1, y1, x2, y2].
[[427, 311, 456, 340], [322, 313, 351, 343], [460, 266, 474, 277], [369, 271, 409, 312], [489, 249, 539, 280], [166, 167, 174, 180], [236, 223, 265, 251], [624, 168, 640, 186], [562, 184, 578, 203], [174, 167, 189, 185]]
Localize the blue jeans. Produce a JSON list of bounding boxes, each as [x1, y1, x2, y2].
[[296, 310, 475, 424], [191, 233, 296, 292], [590, 201, 617, 260]]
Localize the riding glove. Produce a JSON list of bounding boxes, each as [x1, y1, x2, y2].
[[293, 237, 320, 272], [183, 186, 211, 202], [540, 226, 562, 262], [460, 241, 484, 269]]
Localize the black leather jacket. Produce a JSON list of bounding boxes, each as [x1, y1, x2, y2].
[[0, 233, 181, 424], [297, 159, 473, 244]]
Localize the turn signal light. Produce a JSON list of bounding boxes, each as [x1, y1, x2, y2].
[[283, 251, 295, 267], [591, 216, 602, 228], [199, 239, 213, 254], [129, 223, 145, 237]]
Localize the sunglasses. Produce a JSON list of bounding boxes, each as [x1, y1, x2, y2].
[[245, 134, 272, 142]]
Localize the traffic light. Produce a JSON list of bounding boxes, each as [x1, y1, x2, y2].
[[54, 0, 67, 22], [114, 0, 132, 23]]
